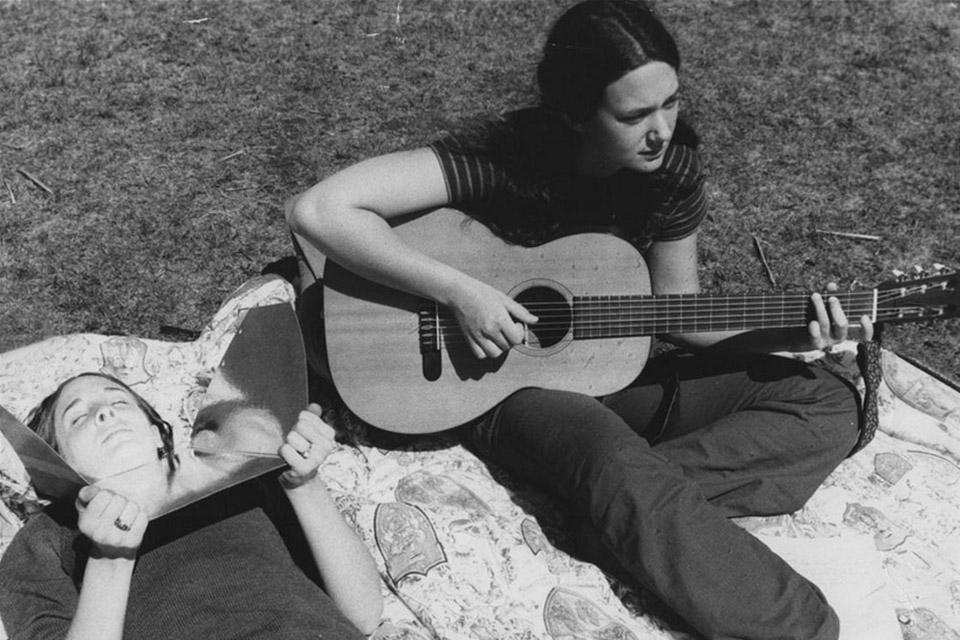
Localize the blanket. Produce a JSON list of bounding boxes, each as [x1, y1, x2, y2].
[[1, 275, 958, 640]]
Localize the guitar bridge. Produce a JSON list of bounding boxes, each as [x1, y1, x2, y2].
[[418, 302, 442, 381]]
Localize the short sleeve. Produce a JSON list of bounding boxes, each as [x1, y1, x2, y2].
[[429, 137, 507, 204], [653, 145, 708, 242]]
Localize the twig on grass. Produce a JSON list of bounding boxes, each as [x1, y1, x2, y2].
[[16, 168, 54, 195], [218, 149, 247, 162], [815, 229, 881, 242], [4, 179, 15, 204], [752, 234, 777, 287]]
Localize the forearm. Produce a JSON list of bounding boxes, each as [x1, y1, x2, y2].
[[667, 322, 869, 355], [665, 327, 811, 354], [286, 148, 460, 308], [289, 201, 471, 307], [284, 479, 383, 634], [66, 557, 135, 640]]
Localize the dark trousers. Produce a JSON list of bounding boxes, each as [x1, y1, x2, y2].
[[460, 353, 860, 640]]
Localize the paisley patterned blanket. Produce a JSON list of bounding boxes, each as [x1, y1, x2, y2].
[[1, 276, 958, 640]]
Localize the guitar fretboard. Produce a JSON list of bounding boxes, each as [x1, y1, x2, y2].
[[572, 291, 877, 339]]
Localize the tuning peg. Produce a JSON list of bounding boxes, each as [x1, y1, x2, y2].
[[933, 263, 953, 274], [892, 269, 907, 281], [913, 265, 927, 278]]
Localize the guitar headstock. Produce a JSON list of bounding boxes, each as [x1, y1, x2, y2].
[[876, 264, 960, 322]]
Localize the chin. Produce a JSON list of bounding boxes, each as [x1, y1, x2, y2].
[[633, 155, 665, 172], [102, 447, 160, 478]]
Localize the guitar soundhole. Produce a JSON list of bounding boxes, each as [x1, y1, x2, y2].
[[514, 286, 571, 349]]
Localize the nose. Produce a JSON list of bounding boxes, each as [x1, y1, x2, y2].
[[95, 404, 116, 424], [646, 111, 672, 152], [646, 130, 664, 152]]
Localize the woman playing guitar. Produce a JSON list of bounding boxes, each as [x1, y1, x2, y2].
[[286, 1, 875, 638]]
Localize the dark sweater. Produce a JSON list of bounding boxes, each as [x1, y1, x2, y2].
[[0, 478, 366, 640]]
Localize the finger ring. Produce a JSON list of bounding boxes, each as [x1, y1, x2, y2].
[[114, 517, 131, 532], [299, 443, 313, 458]]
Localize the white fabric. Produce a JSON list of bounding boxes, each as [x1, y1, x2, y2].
[[1, 275, 958, 639]]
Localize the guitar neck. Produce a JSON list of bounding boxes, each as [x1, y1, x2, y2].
[[572, 290, 879, 339]]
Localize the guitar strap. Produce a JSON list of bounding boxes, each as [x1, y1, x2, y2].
[[849, 341, 882, 457]]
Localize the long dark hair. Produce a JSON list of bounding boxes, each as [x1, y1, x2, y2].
[[27, 372, 179, 474], [537, 0, 682, 124]]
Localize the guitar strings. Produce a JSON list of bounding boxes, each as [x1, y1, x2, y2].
[[489, 290, 918, 306], [515, 289, 916, 307], [419, 309, 929, 347], [413, 289, 935, 345], [425, 291, 923, 318], [425, 307, 921, 329]]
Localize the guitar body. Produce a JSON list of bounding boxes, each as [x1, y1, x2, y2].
[[322, 209, 652, 433]]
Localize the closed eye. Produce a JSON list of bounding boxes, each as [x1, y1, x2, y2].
[[619, 110, 652, 124], [67, 411, 88, 429]]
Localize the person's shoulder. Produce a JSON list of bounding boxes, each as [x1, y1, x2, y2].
[[655, 143, 705, 193], [662, 143, 702, 174], [504, 107, 574, 145], [1, 505, 77, 571], [17, 503, 76, 538]]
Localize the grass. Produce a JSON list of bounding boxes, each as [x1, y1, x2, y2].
[[1, 0, 959, 384]]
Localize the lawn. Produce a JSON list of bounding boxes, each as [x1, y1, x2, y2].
[[1, 0, 959, 384]]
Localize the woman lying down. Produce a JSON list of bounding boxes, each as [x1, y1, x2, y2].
[[0, 372, 383, 640]]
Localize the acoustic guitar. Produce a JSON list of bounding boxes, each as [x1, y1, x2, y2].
[[303, 209, 959, 433]]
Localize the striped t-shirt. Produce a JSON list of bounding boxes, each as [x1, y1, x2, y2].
[[429, 108, 707, 252]]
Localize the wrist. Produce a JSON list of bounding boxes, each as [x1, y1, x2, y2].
[[279, 470, 323, 493], [434, 269, 473, 308], [87, 553, 137, 576], [282, 474, 337, 510]]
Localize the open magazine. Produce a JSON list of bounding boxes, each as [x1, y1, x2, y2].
[[0, 304, 307, 519]]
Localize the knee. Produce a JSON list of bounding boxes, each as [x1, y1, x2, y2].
[[497, 389, 668, 493], [499, 388, 617, 449], [483, 387, 625, 464], [767, 365, 860, 459], [803, 368, 861, 457]]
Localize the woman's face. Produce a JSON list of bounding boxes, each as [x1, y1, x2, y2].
[[577, 60, 680, 176], [53, 375, 162, 480]]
